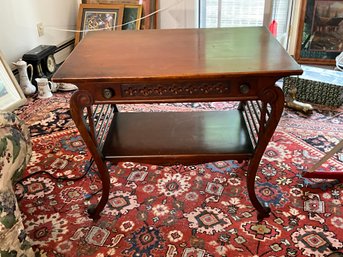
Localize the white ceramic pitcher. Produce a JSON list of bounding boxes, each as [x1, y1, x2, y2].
[[12, 59, 36, 96]]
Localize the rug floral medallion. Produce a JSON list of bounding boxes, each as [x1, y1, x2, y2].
[[15, 93, 343, 257]]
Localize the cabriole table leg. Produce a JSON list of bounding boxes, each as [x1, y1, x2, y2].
[[247, 86, 285, 220], [70, 90, 110, 221]]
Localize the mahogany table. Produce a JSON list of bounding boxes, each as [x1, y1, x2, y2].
[[53, 27, 303, 221]]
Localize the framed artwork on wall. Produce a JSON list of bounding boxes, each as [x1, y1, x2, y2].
[[75, 4, 124, 45], [295, 0, 343, 65], [0, 51, 26, 112], [122, 4, 143, 30]]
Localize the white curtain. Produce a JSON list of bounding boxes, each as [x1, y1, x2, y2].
[[199, 0, 293, 49], [199, 0, 265, 28]]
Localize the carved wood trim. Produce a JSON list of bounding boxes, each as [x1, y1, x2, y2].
[[121, 82, 231, 98]]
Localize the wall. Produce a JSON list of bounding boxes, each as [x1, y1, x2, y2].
[[0, 0, 300, 67], [0, 0, 196, 68], [158, 0, 198, 29], [0, 0, 80, 66]]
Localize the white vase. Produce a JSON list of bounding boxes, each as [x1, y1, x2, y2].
[[12, 59, 36, 96]]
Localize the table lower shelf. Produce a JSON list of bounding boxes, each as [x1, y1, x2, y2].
[[102, 110, 254, 164]]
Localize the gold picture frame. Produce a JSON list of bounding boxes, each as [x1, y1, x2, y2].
[[295, 0, 343, 65], [122, 4, 143, 30], [0, 51, 26, 112], [75, 3, 124, 45]]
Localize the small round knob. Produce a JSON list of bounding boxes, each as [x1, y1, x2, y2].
[[240, 83, 250, 94], [103, 88, 114, 99]]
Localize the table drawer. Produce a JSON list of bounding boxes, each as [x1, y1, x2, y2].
[[89, 79, 262, 103]]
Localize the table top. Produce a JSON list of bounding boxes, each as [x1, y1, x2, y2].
[[53, 27, 302, 84]]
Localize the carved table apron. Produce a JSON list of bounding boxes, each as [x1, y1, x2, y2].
[[53, 27, 303, 221]]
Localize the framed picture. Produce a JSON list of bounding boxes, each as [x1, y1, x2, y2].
[[75, 4, 124, 45], [295, 0, 343, 65], [141, 0, 158, 29], [122, 4, 143, 30], [0, 51, 26, 112]]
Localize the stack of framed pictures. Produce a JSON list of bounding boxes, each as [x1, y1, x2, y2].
[[75, 3, 143, 45], [81, 0, 158, 30]]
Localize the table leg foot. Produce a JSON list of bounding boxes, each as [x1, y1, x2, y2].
[[247, 159, 272, 221], [88, 204, 101, 221], [257, 207, 271, 221], [87, 185, 110, 221]]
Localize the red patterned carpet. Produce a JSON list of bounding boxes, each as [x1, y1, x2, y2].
[[15, 92, 343, 257]]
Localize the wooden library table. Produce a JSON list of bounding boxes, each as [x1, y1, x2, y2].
[[53, 27, 303, 221]]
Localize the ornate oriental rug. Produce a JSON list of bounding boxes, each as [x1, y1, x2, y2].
[[15, 92, 343, 257]]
